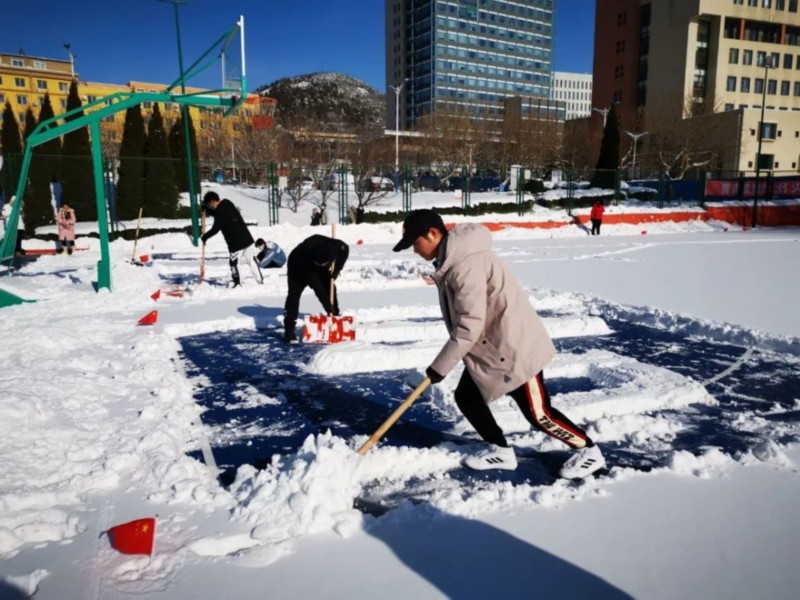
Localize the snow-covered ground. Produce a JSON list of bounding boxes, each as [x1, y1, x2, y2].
[[1, 185, 799, 599]]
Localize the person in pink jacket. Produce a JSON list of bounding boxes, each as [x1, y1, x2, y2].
[[57, 203, 76, 255], [590, 200, 605, 235], [393, 209, 605, 479]]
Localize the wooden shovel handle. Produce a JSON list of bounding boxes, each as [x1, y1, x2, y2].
[[200, 211, 206, 281], [131, 207, 143, 261], [357, 378, 432, 456]]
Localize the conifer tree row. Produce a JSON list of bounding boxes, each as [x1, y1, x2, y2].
[[61, 80, 97, 220], [27, 93, 61, 235], [143, 103, 178, 218], [1, 101, 23, 201], [116, 105, 147, 220]]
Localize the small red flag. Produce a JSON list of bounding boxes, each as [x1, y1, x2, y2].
[[137, 310, 158, 326], [108, 517, 156, 555], [139, 254, 150, 263], [150, 289, 161, 301]]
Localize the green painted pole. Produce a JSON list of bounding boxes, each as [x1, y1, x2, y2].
[[90, 122, 112, 291]]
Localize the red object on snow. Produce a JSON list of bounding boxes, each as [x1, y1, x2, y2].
[[166, 289, 185, 298], [137, 310, 158, 326], [139, 254, 150, 263], [150, 289, 161, 301], [641, 230, 647, 235], [108, 517, 156, 555], [357, 239, 364, 245]]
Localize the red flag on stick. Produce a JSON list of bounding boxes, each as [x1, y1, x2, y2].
[[137, 310, 158, 326], [150, 289, 161, 301], [108, 517, 156, 555]]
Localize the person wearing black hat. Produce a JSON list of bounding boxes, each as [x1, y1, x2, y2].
[[393, 209, 606, 479], [283, 234, 349, 343], [200, 191, 263, 287]]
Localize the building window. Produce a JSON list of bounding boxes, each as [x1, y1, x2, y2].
[[60, 99, 67, 109], [734, 0, 744, 4], [727, 76, 737, 91], [58, 82, 68, 92], [794, 81, 800, 95], [617, 12, 627, 25], [777, 0, 785, 8], [743, 49, 753, 65], [87, 95, 97, 104], [725, 103, 735, 111], [16, 95, 27, 106], [784, 54, 794, 68], [0, 93, 4, 103], [741, 77, 751, 92], [757, 154, 774, 170], [616, 40, 626, 53], [37, 80, 47, 90], [34, 60, 45, 69], [748, 0, 758, 6], [755, 78, 765, 93], [14, 77, 25, 87], [763, 0, 772, 7], [781, 80, 790, 94], [12, 58, 24, 67], [767, 79, 777, 94], [730, 48, 739, 63], [760, 122, 777, 140]]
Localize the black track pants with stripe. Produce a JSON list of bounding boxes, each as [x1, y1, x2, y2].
[[454, 369, 591, 449]]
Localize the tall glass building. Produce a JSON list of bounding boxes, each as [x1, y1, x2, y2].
[[385, 0, 558, 130]]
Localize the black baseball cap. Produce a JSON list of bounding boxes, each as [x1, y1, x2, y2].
[[393, 209, 446, 252]]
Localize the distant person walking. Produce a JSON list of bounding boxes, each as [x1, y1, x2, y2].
[[590, 200, 605, 236], [57, 202, 77, 255], [200, 191, 263, 287]]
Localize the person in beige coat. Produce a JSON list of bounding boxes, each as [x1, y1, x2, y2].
[[393, 209, 605, 478]]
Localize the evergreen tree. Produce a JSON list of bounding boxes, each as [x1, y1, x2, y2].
[[22, 108, 37, 212], [60, 80, 96, 220], [143, 103, 178, 218], [116, 105, 147, 220], [590, 104, 621, 191], [27, 94, 62, 235], [167, 110, 199, 194], [168, 114, 186, 192], [1, 101, 23, 201]]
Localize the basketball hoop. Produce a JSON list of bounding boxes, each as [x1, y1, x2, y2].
[[245, 96, 277, 130]]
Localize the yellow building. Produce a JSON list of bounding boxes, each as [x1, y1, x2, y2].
[[0, 51, 257, 158]]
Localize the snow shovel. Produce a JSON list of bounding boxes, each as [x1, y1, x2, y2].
[[357, 377, 432, 455], [130, 207, 144, 265], [301, 260, 356, 343], [199, 211, 207, 283]]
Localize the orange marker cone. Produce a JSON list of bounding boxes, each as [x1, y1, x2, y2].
[[137, 310, 158, 326], [151, 289, 161, 301]]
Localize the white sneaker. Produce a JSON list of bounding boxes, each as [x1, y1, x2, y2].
[[464, 444, 518, 471], [559, 444, 606, 479]]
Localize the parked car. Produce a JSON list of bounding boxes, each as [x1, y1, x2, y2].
[[320, 172, 355, 191], [299, 177, 315, 192], [445, 174, 501, 193], [358, 176, 394, 192]]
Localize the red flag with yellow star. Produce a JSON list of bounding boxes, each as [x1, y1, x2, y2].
[[108, 517, 156, 555]]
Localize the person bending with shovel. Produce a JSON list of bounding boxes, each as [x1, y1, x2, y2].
[[392, 209, 606, 479], [200, 191, 263, 287], [283, 234, 349, 344]]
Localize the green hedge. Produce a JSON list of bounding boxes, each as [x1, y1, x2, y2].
[[363, 199, 535, 223]]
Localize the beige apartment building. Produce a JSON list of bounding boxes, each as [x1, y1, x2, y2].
[[593, 0, 800, 175]]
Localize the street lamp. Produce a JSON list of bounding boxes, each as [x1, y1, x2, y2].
[[753, 55, 776, 228], [624, 130, 649, 179], [592, 107, 610, 128], [390, 78, 409, 175]]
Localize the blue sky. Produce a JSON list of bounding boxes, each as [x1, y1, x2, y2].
[[8, 0, 595, 93]]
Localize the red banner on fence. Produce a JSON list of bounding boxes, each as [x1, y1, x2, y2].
[[705, 177, 800, 199]]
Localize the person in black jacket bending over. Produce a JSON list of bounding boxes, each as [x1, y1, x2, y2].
[[201, 191, 263, 287], [283, 234, 349, 343]]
